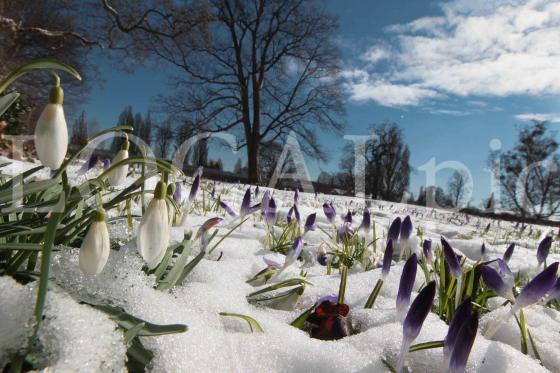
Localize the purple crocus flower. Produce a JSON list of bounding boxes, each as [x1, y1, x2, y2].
[[546, 278, 560, 302], [422, 239, 433, 265], [360, 206, 371, 231], [397, 281, 436, 373], [261, 191, 271, 213], [448, 312, 478, 373], [323, 202, 336, 223], [503, 243, 515, 263], [339, 223, 354, 241], [442, 237, 462, 278], [293, 204, 301, 223], [304, 213, 316, 233], [344, 210, 352, 224], [294, 189, 299, 205], [102, 159, 111, 169], [255, 185, 260, 197], [287, 206, 294, 224], [537, 235, 553, 265], [265, 198, 277, 225], [387, 217, 402, 245], [240, 187, 251, 217], [400, 215, 413, 241], [444, 297, 473, 366], [219, 201, 238, 217], [396, 253, 418, 321], [188, 174, 200, 204], [263, 257, 282, 268], [382, 240, 394, 278], [515, 261, 559, 309], [282, 236, 304, 269], [481, 265, 515, 301], [173, 181, 182, 203], [480, 243, 486, 258]]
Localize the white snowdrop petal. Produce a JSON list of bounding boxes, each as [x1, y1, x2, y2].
[[107, 149, 129, 186], [34, 104, 68, 170], [78, 221, 110, 276], [137, 198, 170, 269]]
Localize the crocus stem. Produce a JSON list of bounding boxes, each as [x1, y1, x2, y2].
[[484, 306, 516, 339], [364, 278, 384, 309], [455, 276, 463, 309], [396, 339, 412, 373]]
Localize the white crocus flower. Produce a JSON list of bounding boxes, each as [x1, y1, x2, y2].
[[34, 85, 68, 169], [79, 209, 110, 276], [137, 181, 170, 269], [107, 139, 129, 186]]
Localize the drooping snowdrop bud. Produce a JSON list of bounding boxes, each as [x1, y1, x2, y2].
[[515, 261, 559, 309], [442, 237, 462, 278], [220, 200, 237, 217], [304, 213, 316, 233], [396, 253, 418, 321], [240, 187, 251, 217], [34, 84, 68, 169], [173, 181, 182, 203], [108, 139, 129, 186], [397, 281, 436, 373], [79, 208, 110, 276], [137, 181, 170, 269], [536, 235, 553, 265], [448, 311, 478, 373], [387, 217, 401, 245], [503, 243, 515, 263], [188, 174, 200, 205], [359, 206, 371, 232], [323, 202, 336, 223], [382, 239, 394, 278], [262, 197, 275, 224], [444, 297, 473, 367], [422, 239, 433, 265], [481, 265, 515, 302]]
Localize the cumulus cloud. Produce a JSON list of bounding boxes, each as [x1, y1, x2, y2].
[[345, 0, 560, 108], [514, 113, 560, 123]]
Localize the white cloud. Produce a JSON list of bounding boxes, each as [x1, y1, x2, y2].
[[514, 113, 560, 123], [360, 45, 391, 63], [345, 0, 560, 107]]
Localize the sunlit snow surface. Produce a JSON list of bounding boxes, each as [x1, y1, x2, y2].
[[0, 156, 558, 372]]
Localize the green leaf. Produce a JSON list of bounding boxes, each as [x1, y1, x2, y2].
[[207, 217, 249, 255], [0, 243, 41, 251], [0, 178, 61, 204], [290, 302, 317, 329], [0, 59, 81, 94], [90, 303, 187, 336], [364, 279, 383, 309], [175, 248, 206, 286], [527, 327, 542, 363], [126, 337, 154, 372], [338, 265, 348, 304], [124, 322, 146, 344], [219, 312, 264, 333], [409, 340, 444, 352], [247, 278, 312, 299], [156, 241, 193, 291], [32, 211, 63, 338], [0, 92, 19, 117]]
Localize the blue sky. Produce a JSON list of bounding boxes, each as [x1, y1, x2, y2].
[[79, 0, 560, 205]]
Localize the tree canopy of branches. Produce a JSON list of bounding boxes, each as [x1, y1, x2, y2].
[[341, 122, 411, 201], [70, 111, 89, 147], [489, 121, 560, 218], [447, 170, 470, 207], [101, 0, 345, 183]]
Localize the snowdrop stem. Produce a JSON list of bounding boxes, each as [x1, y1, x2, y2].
[[396, 339, 411, 373]]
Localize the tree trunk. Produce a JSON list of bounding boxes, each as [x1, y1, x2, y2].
[[247, 136, 261, 184]]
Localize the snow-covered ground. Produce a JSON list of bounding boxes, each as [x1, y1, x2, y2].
[[1, 157, 559, 372]]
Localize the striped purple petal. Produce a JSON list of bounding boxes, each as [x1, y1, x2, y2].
[[481, 265, 514, 301], [444, 297, 473, 365], [304, 213, 317, 232], [396, 253, 418, 319], [403, 281, 436, 343], [442, 237, 462, 278], [240, 187, 251, 217], [516, 262, 559, 309], [265, 198, 277, 225], [448, 311, 478, 373], [387, 217, 402, 245]]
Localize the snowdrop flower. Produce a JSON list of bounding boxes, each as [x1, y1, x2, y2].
[[79, 209, 110, 276], [397, 281, 436, 373], [137, 181, 170, 269], [396, 253, 418, 322], [107, 138, 129, 186], [34, 83, 68, 169]]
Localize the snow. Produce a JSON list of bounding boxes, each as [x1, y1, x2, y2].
[[1, 157, 560, 372]]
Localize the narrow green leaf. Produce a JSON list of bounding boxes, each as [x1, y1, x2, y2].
[[526, 327, 542, 363], [290, 303, 317, 329], [0, 59, 82, 94], [364, 279, 383, 309], [409, 340, 444, 352], [219, 312, 264, 333], [0, 92, 19, 117], [124, 322, 146, 345]]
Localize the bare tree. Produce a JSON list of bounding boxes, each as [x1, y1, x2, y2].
[[70, 111, 89, 146], [101, 0, 344, 183], [154, 121, 174, 159], [447, 170, 470, 207]]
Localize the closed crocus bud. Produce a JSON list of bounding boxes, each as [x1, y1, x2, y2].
[[293, 204, 301, 223], [137, 181, 170, 269], [35, 84, 68, 169], [360, 206, 371, 232], [240, 187, 251, 217], [282, 236, 304, 270], [261, 191, 271, 213], [108, 139, 129, 186], [387, 217, 402, 245], [323, 202, 336, 223], [188, 174, 200, 205], [255, 185, 260, 197], [79, 209, 110, 276], [173, 181, 182, 203], [344, 210, 352, 224], [515, 261, 559, 309], [220, 201, 238, 217], [382, 239, 394, 278], [444, 297, 473, 367], [304, 213, 316, 233], [400, 215, 413, 241], [266, 198, 277, 225], [481, 265, 515, 302], [503, 243, 515, 263], [294, 189, 299, 205], [442, 237, 462, 278], [448, 311, 478, 373], [537, 235, 553, 265], [396, 253, 418, 321]]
